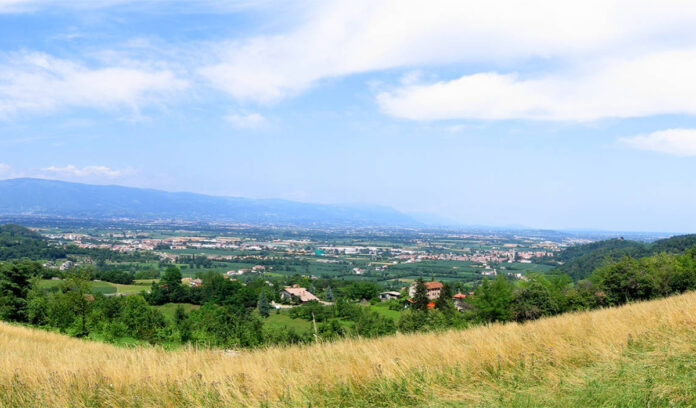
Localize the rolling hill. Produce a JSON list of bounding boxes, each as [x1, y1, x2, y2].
[[1, 291, 695, 407], [0, 178, 419, 227], [553, 234, 696, 280]]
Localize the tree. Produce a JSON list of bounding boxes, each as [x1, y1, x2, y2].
[[173, 304, 191, 343], [61, 269, 93, 337], [594, 257, 657, 305], [0, 261, 37, 322], [120, 295, 166, 343], [412, 278, 429, 311], [471, 276, 513, 322], [512, 275, 561, 321], [434, 282, 454, 314], [160, 266, 186, 302], [324, 286, 334, 302], [309, 283, 316, 294], [257, 290, 270, 318], [345, 281, 381, 301]]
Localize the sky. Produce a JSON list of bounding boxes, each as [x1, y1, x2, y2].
[[1, 0, 696, 233]]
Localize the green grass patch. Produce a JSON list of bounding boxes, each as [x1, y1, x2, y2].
[[155, 303, 200, 321], [262, 310, 312, 334]]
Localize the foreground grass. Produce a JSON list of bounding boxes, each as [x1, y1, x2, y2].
[[2, 293, 696, 407]]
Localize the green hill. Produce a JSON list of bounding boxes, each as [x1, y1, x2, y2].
[[0, 224, 66, 261], [553, 234, 696, 280]]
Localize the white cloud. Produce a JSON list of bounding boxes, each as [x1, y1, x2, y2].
[[40, 165, 132, 178], [199, 0, 696, 107], [0, 52, 188, 117], [378, 50, 696, 121], [0, 0, 271, 13], [0, 163, 13, 178], [224, 111, 267, 129], [621, 129, 696, 157]]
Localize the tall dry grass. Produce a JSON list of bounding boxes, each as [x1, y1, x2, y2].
[[2, 292, 696, 407]]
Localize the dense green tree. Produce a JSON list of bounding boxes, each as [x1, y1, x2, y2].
[[512, 276, 561, 321], [593, 257, 657, 305], [0, 261, 38, 321], [471, 276, 513, 322], [120, 295, 166, 343], [324, 285, 334, 301], [434, 282, 454, 314], [344, 281, 381, 301], [412, 278, 429, 311], [257, 290, 270, 318], [60, 269, 93, 337]]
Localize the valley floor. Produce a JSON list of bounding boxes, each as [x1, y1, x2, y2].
[[2, 292, 696, 407]]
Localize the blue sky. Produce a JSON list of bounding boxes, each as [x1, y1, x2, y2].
[[1, 0, 696, 232]]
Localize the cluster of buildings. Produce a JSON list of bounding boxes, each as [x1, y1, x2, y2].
[[225, 265, 267, 276]]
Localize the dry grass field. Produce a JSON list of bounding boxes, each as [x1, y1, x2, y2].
[[2, 292, 696, 407]]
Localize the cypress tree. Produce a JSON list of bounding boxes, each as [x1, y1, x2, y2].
[[412, 278, 429, 311], [324, 286, 334, 301], [257, 290, 270, 318]]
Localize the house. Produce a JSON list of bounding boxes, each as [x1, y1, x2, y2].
[[181, 278, 203, 288], [378, 291, 401, 301], [453, 293, 467, 311], [408, 281, 443, 300], [280, 284, 320, 304], [403, 299, 437, 310]]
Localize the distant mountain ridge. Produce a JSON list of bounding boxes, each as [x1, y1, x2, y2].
[[0, 178, 420, 227]]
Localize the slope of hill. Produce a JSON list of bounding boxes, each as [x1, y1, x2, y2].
[[554, 234, 696, 280], [2, 292, 696, 407], [0, 223, 66, 261], [0, 178, 419, 227]]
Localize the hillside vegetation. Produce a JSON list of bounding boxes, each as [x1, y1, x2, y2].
[[0, 223, 66, 261], [552, 234, 696, 280], [2, 291, 696, 407]]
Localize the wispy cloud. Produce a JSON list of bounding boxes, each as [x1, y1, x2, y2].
[[40, 165, 133, 178], [0, 163, 14, 178], [621, 129, 696, 157], [0, 0, 273, 13], [198, 0, 696, 109], [223, 111, 267, 129], [0, 52, 188, 118]]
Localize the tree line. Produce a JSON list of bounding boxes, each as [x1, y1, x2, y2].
[[2, 244, 696, 348]]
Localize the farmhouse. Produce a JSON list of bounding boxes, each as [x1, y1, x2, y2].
[[408, 281, 443, 300], [378, 291, 401, 301], [280, 284, 320, 304], [453, 293, 467, 311], [181, 278, 203, 288]]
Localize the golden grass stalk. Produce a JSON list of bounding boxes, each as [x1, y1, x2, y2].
[[2, 292, 696, 407]]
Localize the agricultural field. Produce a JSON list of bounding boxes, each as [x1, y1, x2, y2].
[[39, 280, 150, 296]]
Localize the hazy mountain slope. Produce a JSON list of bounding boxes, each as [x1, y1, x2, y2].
[[0, 178, 419, 227]]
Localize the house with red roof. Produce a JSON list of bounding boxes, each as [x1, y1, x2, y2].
[[408, 281, 443, 300], [280, 284, 320, 304]]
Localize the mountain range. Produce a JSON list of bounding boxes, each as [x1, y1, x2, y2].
[[0, 178, 419, 227]]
